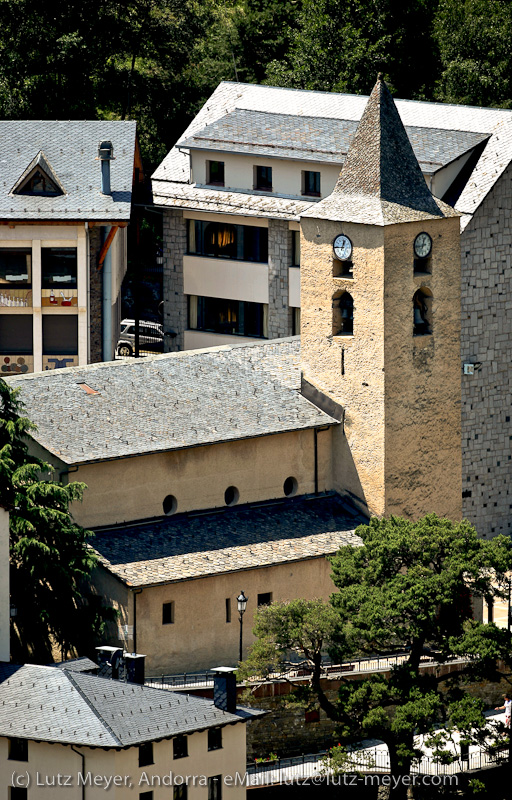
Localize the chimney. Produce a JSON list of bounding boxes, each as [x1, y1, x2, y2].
[[125, 652, 146, 685], [98, 140, 114, 195], [95, 645, 123, 679], [212, 667, 237, 713]]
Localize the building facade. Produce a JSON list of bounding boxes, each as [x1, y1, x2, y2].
[[153, 81, 512, 539], [0, 122, 141, 375]]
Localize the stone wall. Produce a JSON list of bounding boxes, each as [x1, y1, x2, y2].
[[163, 209, 187, 351], [460, 163, 512, 538], [267, 220, 292, 339]]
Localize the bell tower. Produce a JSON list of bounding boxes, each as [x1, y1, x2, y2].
[[300, 76, 462, 521]]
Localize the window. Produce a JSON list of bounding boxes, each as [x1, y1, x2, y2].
[[486, 599, 494, 623], [188, 296, 267, 339], [0, 316, 33, 355], [413, 288, 432, 335], [138, 742, 153, 767], [333, 292, 354, 336], [188, 220, 268, 263], [302, 171, 321, 197], [162, 602, 175, 625], [292, 307, 301, 336], [254, 166, 272, 191], [41, 248, 77, 289], [42, 315, 78, 356], [0, 248, 31, 286], [8, 738, 28, 761], [208, 775, 222, 800], [225, 598, 231, 623], [207, 161, 225, 186], [174, 786, 188, 800], [208, 727, 223, 751], [16, 169, 62, 197], [224, 486, 239, 506], [9, 789, 27, 800], [139, 793, 153, 800], [163, 495, 178, 515], [257, 592, 272, 607], [283, 477, 298, 497], [291, 230, 300, 267], [173, 734, 188, 759]]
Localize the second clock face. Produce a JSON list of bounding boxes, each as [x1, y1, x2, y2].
[[414, 232, 432, 259], [333, 234, 352, 261]]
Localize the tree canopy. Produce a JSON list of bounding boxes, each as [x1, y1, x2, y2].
[[240, 515, 512, 795], [0, 379, 114, 663]]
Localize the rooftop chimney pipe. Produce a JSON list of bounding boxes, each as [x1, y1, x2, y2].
[[125, 652, 146, 685], [98, 140, 114, 195], [212, 667, 237, 713], [95, 645, 123, 679]]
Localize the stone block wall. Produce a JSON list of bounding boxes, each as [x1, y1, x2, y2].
[[267, 219, 292, 340], [163, 209, 187, 352], [460, 163, 512, 537]]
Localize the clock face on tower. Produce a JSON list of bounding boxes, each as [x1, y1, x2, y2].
[[414, 232, 432, 259], [333, 234, 352, 261]]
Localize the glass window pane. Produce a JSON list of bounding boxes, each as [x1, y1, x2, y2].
[[0, 316, 33, 354], [41, 248, 77, 289], [0, 249, 31, 285], [42, 316, 78, 355]]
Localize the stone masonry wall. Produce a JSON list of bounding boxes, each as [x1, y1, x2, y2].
[[460, 162, 512, 538], [89, 226, 103, 363], [267, 219, 292, 340], [163, 209, 187, 352]]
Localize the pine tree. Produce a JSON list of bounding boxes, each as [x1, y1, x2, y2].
[[0, 379, 114, 663]]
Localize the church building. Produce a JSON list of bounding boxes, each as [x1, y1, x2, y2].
[[6, 78, 463, 673]]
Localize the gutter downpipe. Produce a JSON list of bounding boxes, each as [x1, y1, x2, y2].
[[132, 588, 143, 653], [102, 225, 113, 362], [70, 745, 85, 800]]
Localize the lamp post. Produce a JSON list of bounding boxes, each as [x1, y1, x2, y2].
[[237, 590, 248, 663]]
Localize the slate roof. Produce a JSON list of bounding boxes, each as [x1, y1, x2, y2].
[[52, 657, 99, 674], [0, 121, 136, 220], [6, 338, 338, 465], [152, 81, 512, 226], [303, 77, 459, 226], [93, 493, 365, 587], [178, 109, 489, 173], [0, 664, 261, 747]]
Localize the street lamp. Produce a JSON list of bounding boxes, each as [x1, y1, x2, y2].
[[237, 590, 248, 663]]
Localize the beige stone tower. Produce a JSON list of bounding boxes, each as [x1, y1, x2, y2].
[[300, 77, 462, 521]]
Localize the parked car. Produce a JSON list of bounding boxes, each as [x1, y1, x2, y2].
[[116, 319, 164, 357]]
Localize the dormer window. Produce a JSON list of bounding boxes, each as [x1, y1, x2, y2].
[[255, 165, 272, 191], [302, 170, 321, 197], [207, 160, 224, 187], [11, 151, 65, 197]]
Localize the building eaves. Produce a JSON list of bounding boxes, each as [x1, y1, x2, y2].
[[6, 338, 338, 465], [93, 493, 365, 588]]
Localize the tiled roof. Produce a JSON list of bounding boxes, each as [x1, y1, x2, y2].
[[0, 121, 136, 220], [152, 81, 512, 223], [0, 664, 261, 746], [152, 180, 313, 220], [93, 493, 365, 587], [52, 657, 99, 674], [178, 109, 488, 173], [303, 78, 459, 226], [6, 338, 338, 465]]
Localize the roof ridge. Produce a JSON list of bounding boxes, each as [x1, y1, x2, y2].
[[63, 670, 123, 746]]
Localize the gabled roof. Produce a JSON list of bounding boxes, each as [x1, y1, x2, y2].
[[93, 493, 365, 587], [11, 150, 66, 196], [6, 338, 338, 465], [152, 81, 512, 228], [302, 77, 459, 226], [178, 108, 489, 174], [0, 121, 137, 221], [0, 664, 261, 747]]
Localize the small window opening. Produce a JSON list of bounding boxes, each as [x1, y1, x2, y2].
[[413, 288, 432, 336], [173, 734, 188, 759], [224, 486, 239, 506], [162, 601, 175, 625], [255, 165, 272, 191], [208, 776, 222, 800], [163, 494, 178, 515], [8, 738, 28, 761], [302, 170, 321, 197], [333, 291, 353, 336], [486, 598, 494, 623], [138, 742, 154, 767], [291, 230, 300, 267], [225, 598, 231, 623], [208, 727, 223, 751], [283, 476, 298, 497], [333, 258, 353, 278], [414, 257, 431, 274], [207, 160, 225, 186], [257, 592, 272, 607]]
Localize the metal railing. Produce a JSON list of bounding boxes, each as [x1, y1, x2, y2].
[[246, 746, 509, 786]]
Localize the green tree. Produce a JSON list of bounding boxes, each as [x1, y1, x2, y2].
[[240, 515, 512, 797], [433, 0, 512, 108], [0, 379, 114, 663], [265, 0, 440, 99]]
